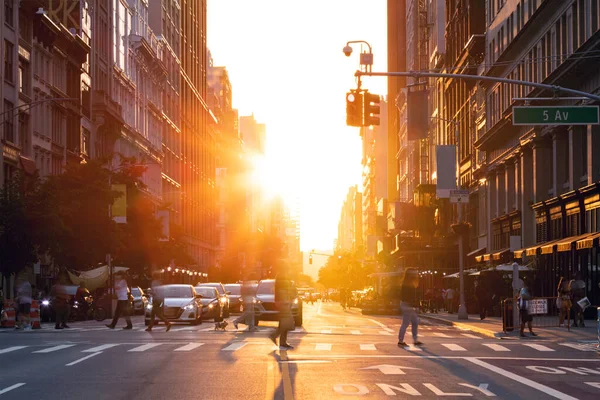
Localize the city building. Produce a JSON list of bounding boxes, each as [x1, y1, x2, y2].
[[479, 0, 600, 307], [337, 185, 363, 253]]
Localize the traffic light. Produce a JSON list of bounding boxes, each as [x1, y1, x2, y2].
[[346, 91, 363, 127], [363, 91, 381, 126]]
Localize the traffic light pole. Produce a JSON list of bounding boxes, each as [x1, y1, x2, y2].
[[355, 70, 600, 102]]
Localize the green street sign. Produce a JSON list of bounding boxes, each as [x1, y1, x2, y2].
[[512, 106, 599, 125]]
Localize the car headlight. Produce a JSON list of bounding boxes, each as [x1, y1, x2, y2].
[[238, 298, 243, 302], [208, 304, 213, 309], [293, 299, 299, 304], [184, 302, 195, 310], [254, 299, 261, 304], [220, 297, 227, 304], [146, 304, 153, 310], [42, 300, 50, 306]]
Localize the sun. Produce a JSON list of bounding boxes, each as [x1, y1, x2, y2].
[[250, 155, 281, 200]]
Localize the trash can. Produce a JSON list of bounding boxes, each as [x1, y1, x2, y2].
[[503, 299, 514, 332]]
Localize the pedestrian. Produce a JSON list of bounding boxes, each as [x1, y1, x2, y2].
[[233, 276, 257, 332], [397, 268, 423, 347], [269, 271, 295, 349], [106, 271, 133, 330], [145, 271, 172, 332], [557, 277, 572, 327], [15, 278, 33, 330], [446, 287, 455, 313], [475, 279, 489, 320], [518, 279, 537, 337], [51, 275, 71, 330], [340, 288, 347, 310]]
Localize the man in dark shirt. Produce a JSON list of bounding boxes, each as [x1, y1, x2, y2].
[[397, 268, 423, 347]]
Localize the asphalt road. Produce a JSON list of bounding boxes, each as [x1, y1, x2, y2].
[[1, 301, 599, 399]]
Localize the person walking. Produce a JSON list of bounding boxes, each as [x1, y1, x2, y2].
[[106, 272, 133, 330], [233, 278, 257, 332], [269, 272, 295, 349], [475, 279, 489, 320], [51, 276, 71, 330], [145, 271, 172, 332], [15, 278, 33, 330], [519, 279, 537, 337], [557, 277, 572, 327], [397, 269, 423, 348]]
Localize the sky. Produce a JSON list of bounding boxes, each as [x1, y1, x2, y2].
[[208, 0, 388, 252]]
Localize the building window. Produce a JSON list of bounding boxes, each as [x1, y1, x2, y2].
[[4, 40, 14, 83], [19, 112, 29, 153], [82, 128, 90, 157], [3, 100, 15, 143], [18, 59, 29, 95], [5, 0, 13, 26]]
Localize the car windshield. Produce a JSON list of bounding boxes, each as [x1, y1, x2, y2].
[[224, 285, 240, 295], [195, 287, 217, 298], [161, 286, 193, 298], [131, 288, 141, 296], [256, 281, 275, 295], [199, 283, 224, 295]]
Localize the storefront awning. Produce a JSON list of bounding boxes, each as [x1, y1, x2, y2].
[[492, 248, 510, 260], [514, 249, 525, 259], [475, 255, 483, 263], [467, 247, 486, 258], [482, 253, 491, 261], [577, 232, 600, 250], [556, 233, 595, 252], [525, 238, 562, 256]]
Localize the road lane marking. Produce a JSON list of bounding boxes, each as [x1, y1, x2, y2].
[[33, 344, 76, 353], [350, 330, 362, 335], [465, 357, 578, 400], [264, 362, 275, 400], [83, 344, 120, 353], [442, 344, 466, 351], [379, 330, 393, 336], [170, 327, 194, 332], [321, 329, 332, 334], [128, 343, 162, 352], [368, 318, 389, 329], [433, 332, 451, 338], [223, 342, 248, 351], [66, 352, 102, 366], [0, 383, 26, 396], [405, 344, 423, 352], [461, 333, 481, 339], [360, 344, 376, 351], [523, 344, 555, 352], [559, 343, 595, 351], [315, 343, 332, 351], [0, 346, 27, 354], [483, 344, 510, 352], [174, 343, 204, 351]]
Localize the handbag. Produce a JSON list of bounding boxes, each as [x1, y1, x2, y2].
[[279, 316, 295, 331]]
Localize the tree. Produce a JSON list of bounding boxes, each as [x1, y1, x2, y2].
[[0, 174, 37, 286]]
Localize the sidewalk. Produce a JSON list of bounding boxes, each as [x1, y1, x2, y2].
[[421, 312, 599, 342]]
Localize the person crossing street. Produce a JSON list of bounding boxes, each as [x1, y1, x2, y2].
[[397, 268, 423, 348], [106, 272, 133, 330], [145, 271, 172, 332]]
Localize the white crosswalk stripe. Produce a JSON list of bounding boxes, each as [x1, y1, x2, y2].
[[128, 343, 163, 352], [559, 343, 596, 351], [405, 344, 423, 352], [442, 343, 466, 351], [350, 330, 361, 335], [378, 330, 393, 336], [174, 343, 204, 351], [315, 343, 332, 351], [433, 332, 451, 338], [461, 333, 481, 339], [523, 344, 554, 352], [33, 344, 76, 353], [483, 344, 510, 352], [360, 344, 376, 351], [83, 344, 120, 353], [321, 330, 332, 334], [0, 346, 28, 354], [223, 342, 248, 351]]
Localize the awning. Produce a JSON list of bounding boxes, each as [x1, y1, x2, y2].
[[475, 255, 483, 263], [492, 248, 510, 260], [514, 249, 525, 259], [540, 238, 564, 255], [482, 253, 491, 261], [467, 247, 486, 257], [556, 233, 594, 252], [20, 156, 37, 176], [525, 239, 562, 256], [577, 232, 600, 250]]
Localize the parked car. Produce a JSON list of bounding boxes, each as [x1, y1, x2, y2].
[[196, 282, 230, 317], [254, 279, 302, 327], [194, 286, 224, 321], [130, 287, 148, 314], [144, 284, 203, 326], [224, 284, 243, 313]]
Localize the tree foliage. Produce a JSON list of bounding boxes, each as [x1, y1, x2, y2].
[[317, 251, 375, 290]]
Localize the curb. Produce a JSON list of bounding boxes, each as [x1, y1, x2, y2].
[[421, 315, 501, 339]]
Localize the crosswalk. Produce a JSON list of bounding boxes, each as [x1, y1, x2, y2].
[[0, 341, 595, 356]]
